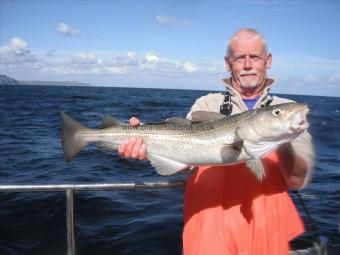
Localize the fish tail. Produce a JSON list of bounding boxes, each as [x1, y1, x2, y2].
[[61, 112, 89, 162]]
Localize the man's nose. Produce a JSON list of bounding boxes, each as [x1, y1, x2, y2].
[[243, 56, 252, 70]]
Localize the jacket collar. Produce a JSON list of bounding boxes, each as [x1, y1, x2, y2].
[[221, 77, 276, 110]]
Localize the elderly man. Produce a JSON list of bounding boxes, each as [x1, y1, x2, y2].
[[119, 28, 314, 255]]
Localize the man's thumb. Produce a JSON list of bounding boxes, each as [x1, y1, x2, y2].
[[129, 116, 140, 127]]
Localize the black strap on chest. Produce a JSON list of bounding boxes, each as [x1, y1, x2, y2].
[[259, 95, 273, 108], [220, 91, 233, 116], [220, 90, 273, 116]]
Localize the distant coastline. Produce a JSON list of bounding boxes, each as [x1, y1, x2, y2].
[[0, 74, 91, 86], [1, 74, 339, 98]]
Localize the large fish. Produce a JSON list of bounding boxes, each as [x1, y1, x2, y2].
[[61, 102, 309, 179]]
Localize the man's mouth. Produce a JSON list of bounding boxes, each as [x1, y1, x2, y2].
[[241, 74, 256, 77], [239, 71, 258, 77], [240, 73, 257, 77]]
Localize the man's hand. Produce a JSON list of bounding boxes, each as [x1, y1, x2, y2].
[[118, 117, 147, 160], [277, 143, 308, 189]]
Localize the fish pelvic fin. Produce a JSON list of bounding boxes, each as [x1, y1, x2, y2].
[[147, 153, 189, 176], [61, 112, 89, 162], [246, 159, 266, 180], [100, 114, 122, 129]]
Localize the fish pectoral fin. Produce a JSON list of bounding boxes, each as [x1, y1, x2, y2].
[[246, 159, 266, 180], [147, 153, 189, 176], [220, 142, 243, 162], [100, 114, 122, 129], [242, 140, 277, 180], [243, 140, 279, 159]]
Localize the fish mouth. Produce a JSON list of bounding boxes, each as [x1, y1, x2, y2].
[[288, 104, 310, 133]]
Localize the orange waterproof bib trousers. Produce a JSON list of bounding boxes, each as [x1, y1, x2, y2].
[[183, 151, 304, 255]]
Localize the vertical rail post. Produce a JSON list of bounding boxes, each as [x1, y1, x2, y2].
[[66, 189, 76, 255]]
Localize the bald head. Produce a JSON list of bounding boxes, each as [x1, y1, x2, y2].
[[226, 28, 268, 58]]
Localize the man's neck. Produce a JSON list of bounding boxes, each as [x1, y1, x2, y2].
[[239, 88, 263, 99]]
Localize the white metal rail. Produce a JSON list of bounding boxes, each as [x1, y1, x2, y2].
[[0, 180, 186, 255]]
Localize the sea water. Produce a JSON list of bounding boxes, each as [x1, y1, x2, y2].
[[0, 85, 339, 254]]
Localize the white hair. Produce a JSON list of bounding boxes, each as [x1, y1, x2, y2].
[[226, 28, 268, 58]]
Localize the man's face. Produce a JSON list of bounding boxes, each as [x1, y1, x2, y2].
[[225, 36, 272, 90]]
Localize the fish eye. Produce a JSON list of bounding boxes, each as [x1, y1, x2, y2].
[[272, 108, 281, 116]]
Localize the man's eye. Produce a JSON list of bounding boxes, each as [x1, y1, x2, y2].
[[251, 56, 261, 61], [234, 57, 245, 62]]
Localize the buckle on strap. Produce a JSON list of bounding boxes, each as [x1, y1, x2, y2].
[[220, 91, 233, 116]]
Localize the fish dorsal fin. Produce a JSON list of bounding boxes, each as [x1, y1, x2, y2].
[[165, 117, 192, 125], [191, 111, 225, 122], [100, 114, 122, 129], [147, 153, 189, 176], [246, 159, 266, 180]]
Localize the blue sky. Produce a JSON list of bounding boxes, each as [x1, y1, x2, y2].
[[1, 0, 340, 96]]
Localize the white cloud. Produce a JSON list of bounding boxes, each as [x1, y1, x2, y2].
[[155, 15, 190, 25], [0, 38, 223, 89], [141, 53, 179, 72], [0, 37, 37, 64], [127, 52, 137, 59], [111, 52, 139, 66], [105, 66, 127, 74], [1, 46, 216, 81], [0, 37, 27, 54], [273, 55, 340, 73], [181, 62, 199, 73], [46, 49, 56, 57], [155, 15, 177, 25], [9, 37, 27, 52], [52, 65, 74, 75], [72, 52, 102, 64], [57, 23, 81, 36], [89, 67, 102, 74], [144, 53, 160, 64], [329, 72, 340, 83], [52, 51, 207, 80], [304, 74, 319, 82], [270, 54, 340, 95], [271, 76, 340, 97]]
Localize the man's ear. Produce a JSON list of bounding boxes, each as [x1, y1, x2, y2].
[[266, 53, 272, 69], [224, 57, 231, 71]]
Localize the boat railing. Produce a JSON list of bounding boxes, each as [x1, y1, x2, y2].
[[0, 180, 186, 255]]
